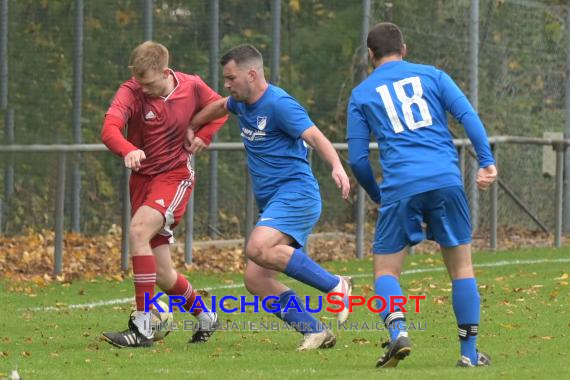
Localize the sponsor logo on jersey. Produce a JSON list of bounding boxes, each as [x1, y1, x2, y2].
[[241, 127, 266, 141]]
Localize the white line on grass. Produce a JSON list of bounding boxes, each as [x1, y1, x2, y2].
[[27, 257, 570, 312]]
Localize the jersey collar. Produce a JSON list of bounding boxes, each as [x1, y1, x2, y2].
[[160, 69, 180, 101]]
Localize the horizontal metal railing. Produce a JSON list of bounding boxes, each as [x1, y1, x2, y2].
[[0, 135, 568, 274]]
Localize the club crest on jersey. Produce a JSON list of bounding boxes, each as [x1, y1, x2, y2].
[[257, 116, 267, 130], [145, 110, 157, 120]]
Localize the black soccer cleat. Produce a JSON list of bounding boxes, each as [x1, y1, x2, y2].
[[456, 351, 491, 367], [376, 335, 412, 368], [188, 313, 219, 344], [101, 327, 154, 348]]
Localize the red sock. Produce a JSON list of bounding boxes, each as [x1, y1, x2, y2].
[[165, 273, 203, 316], [132, 255, 156, 311]]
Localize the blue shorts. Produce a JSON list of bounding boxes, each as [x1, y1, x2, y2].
[[373, 186, 472, 254], [256, 192, 321, 248]]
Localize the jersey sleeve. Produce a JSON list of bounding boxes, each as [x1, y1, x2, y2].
[[105, 83, 136, 124], [347, 95, 381, 203], [226, 96, 237, 114], [438, 71, 495, 168], [101, 85, 139, 157], [273, 96, 315, 139], [346, 94, 372, 140], [193, 76, 229, 145]]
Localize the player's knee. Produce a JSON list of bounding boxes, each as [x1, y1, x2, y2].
[[128, 222, 153, 244], [245, 241, 266, 264], [155, 274, 176, 291], [155, 266, 175, 288]]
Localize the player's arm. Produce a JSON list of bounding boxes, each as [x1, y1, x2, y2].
[[185, 97, 229, 153], [274, 96, 349, 198], [439, 72, 497, 190], [302, 126, 350, 199], [189, 77, 230, 154], [101, 86, 146, 171], [346, 97, 381, 204]]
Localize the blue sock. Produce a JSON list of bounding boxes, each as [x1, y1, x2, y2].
[[284, 249, 339, 292], [452, 278, 480, 365], [374, 275, 407, 341], [275, 290, 323, 334]]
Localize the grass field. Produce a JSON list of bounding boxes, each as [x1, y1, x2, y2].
[[2, 247, 569, 379]]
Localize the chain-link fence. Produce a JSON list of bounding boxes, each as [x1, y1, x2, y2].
[[1, 0, 569, 245]]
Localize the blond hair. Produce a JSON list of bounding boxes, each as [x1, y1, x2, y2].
[[128, 41, 169, 77]]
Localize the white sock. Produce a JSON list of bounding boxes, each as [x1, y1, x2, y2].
[[330, 275, 343, 292], [132, 311, 153, 338], [196, 311, 217, 328]]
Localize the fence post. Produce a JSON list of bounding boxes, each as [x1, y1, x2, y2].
[[555, 143, 564, 248], [0, 0, 7, 111], [356, 187, 366, 259], [4, 108, 14, 209], [71, 0, 84, 233], [119, 0, 153, 271], [121, 167, 130, 271], [304, 150, 314, 255], [208, 0, 220, 237], [354, 0, 371, 260], [564, 2, 570, 232], [270, 0, 281, 84], [245, 171, 255, 248], [54, 152, 67, 275], [143, 0, 153, 41], [185, 155, 196, 264], [490, 143, 498, 250], [1, 0, 14, 225], [459, 145, 466, 177], [468, 0, 480, 232]]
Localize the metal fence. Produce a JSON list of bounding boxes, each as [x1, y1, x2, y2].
[[0, 135, 568, 274], [1, 0, 570, 274]]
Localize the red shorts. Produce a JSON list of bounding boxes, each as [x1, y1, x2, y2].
[[129, 156, 194, 248]]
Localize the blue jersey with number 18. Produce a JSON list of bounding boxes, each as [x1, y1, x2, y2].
[[347, 60, 494, 204]]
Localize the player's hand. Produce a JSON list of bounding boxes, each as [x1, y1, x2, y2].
[[189, 136, 208, 154], [476, 164, 497, 190], [332, 164, 351, 199], [184, 127, 195, 152], [124, 149, 146, 171]]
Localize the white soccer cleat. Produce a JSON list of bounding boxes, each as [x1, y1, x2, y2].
[[297, 329, 336, 351], [330, 275, 353, 324]]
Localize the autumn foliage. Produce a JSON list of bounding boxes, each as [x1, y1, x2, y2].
[[0, 226, 555, 283]]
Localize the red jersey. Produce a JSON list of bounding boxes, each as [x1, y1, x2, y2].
[[102, 70, 227, 175]]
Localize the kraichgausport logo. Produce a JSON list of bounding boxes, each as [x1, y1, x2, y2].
[[144, 292, 426, 314]]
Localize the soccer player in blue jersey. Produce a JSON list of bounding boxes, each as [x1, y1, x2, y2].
[[347, 23, 497, 368], [186, 44, 353, 351]]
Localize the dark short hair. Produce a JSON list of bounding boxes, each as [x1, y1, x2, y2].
[[219, 44, 263, 68], [367, 22, 404, 60]]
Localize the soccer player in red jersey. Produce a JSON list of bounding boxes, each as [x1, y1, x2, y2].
[[100, 41, 228, 348]]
